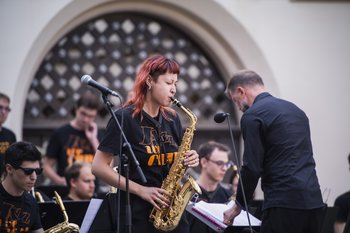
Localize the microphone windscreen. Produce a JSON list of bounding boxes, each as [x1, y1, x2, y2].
[[214, 112, 228, 123], [81, 75, 92, 84]]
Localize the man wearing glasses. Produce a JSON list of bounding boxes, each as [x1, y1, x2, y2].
[[188, 141, 234, 233], [0, 92, 16, 177], [0, 141, 44, 232]]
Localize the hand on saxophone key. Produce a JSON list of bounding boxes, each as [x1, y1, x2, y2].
[[140, 186, 171, 210], [184, 150, 200, 168]]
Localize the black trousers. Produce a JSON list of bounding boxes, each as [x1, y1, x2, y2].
[[260, 207, 324, 233]]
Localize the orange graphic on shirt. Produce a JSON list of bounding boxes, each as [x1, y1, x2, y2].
[[0, 203, 31, 232], [65, 135, 94, 166], [0, 141, 10, 154], [139, 126, 178, 167]]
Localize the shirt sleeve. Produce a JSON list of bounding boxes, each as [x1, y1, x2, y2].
[[236, 113, 264, 208], [334, 194, 350, 222]]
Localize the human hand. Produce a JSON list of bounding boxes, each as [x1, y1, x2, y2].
[[139, 186, 171, 210], [184, 150, 199, 168], [85, 122, 98, 143], [223, 204, 241, 225]]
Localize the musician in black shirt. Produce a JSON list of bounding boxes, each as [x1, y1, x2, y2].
[[0, 141, 43, 232], [223, 70, 324, 233]]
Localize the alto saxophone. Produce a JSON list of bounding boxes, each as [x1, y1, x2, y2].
[[43, 191, 80, 233], [149, 97, 202, 232]]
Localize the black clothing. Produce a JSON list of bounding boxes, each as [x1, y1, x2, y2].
[[235, 92, 324, 232], [334, 191, 350, 222], [0, 127, 16, 175], [189, 184, 232, 233], [98, 106, 188, 233], [260, 206, 324, 233], [46, 124, 96, 176], [196, 184, 232, 203], [0, 184, 42, 232]]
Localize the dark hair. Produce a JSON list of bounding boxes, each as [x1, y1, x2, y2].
[[76, 91, 99, 110], [348, 153, 350, 165], [0, 92, 10, 103], [226, 70, 264, 94], [64, 162, 88, 189], [198, 141, 231, 160], [4, 141, 41, 169], [126, 54, 180, 119]]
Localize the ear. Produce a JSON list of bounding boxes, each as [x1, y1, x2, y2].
[[5, 164, 14, 175], [236, 86, 245, 95], [70, 178, 78, 188], [200, 158, 208, 168], [146, 75, 153, 86]]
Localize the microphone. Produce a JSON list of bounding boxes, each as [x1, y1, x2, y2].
[[81, 75, 120, 98], [214, 112, 253, 233], [214, 112, 230, 123]]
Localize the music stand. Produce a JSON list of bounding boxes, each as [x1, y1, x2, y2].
[[36, 185, 69, 200], [39, 200, 90, 229], [80, 193, 118, 233], [186, 202, 260, 233]]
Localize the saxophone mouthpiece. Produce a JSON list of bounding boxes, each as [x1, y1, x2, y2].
[[170, 97, 182, 108]]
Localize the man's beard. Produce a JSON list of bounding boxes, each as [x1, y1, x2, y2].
[[241, 103, 249, 112]]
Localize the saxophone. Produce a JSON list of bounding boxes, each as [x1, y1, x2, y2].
[[43, 191, 80, 233], [149, 97, 202, 232]]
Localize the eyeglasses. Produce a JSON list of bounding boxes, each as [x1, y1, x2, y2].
[[0, 106, 11, 112], [14, 166, 43, 175], [208, 159, 233, 168]]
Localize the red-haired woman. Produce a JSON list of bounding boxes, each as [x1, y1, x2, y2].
[[92, 54, 199, 233]]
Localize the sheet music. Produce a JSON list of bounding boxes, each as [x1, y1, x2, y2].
[[192, 200, 261, 227], [80, 198, 103, 233]]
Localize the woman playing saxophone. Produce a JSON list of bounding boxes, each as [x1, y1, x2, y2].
[[92, 54, 200, 233]]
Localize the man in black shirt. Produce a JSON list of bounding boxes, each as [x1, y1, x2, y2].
[[0, 141, 43, 232], [223, 70, 324, 233], [43, 91, 100, 186], [0, 92, 16, 177], [189, 141, 233, 233]]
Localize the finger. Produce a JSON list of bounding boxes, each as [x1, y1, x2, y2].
[[159, 189, 171, 198], [189, 157, 200, 167], [223, 218, 233, 225], [153, 201, 161, 210], [155, 195, 169, 208], [157, 193, 170, 206]]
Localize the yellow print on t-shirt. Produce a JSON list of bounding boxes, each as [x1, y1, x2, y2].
[[140, 126, 178, 167], [0, 141, 10, 154], [65, 134, 95, 166], [1, 202, 31, 232], [66, 148, 94, 166]]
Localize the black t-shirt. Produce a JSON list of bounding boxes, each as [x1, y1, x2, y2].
[[189, 185, 232, 233], [46, 124, 96, 176], [0, 127, 16, 175], [98, 105, 188, 233], [0, 184, 42, 232], [334, 191, 350, 222]]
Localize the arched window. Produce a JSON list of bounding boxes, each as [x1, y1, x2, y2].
[[23, 12, 239, 159]]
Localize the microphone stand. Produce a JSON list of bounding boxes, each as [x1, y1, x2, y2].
[[225, 114, 253, 233], [101, 93, 147, 233]]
